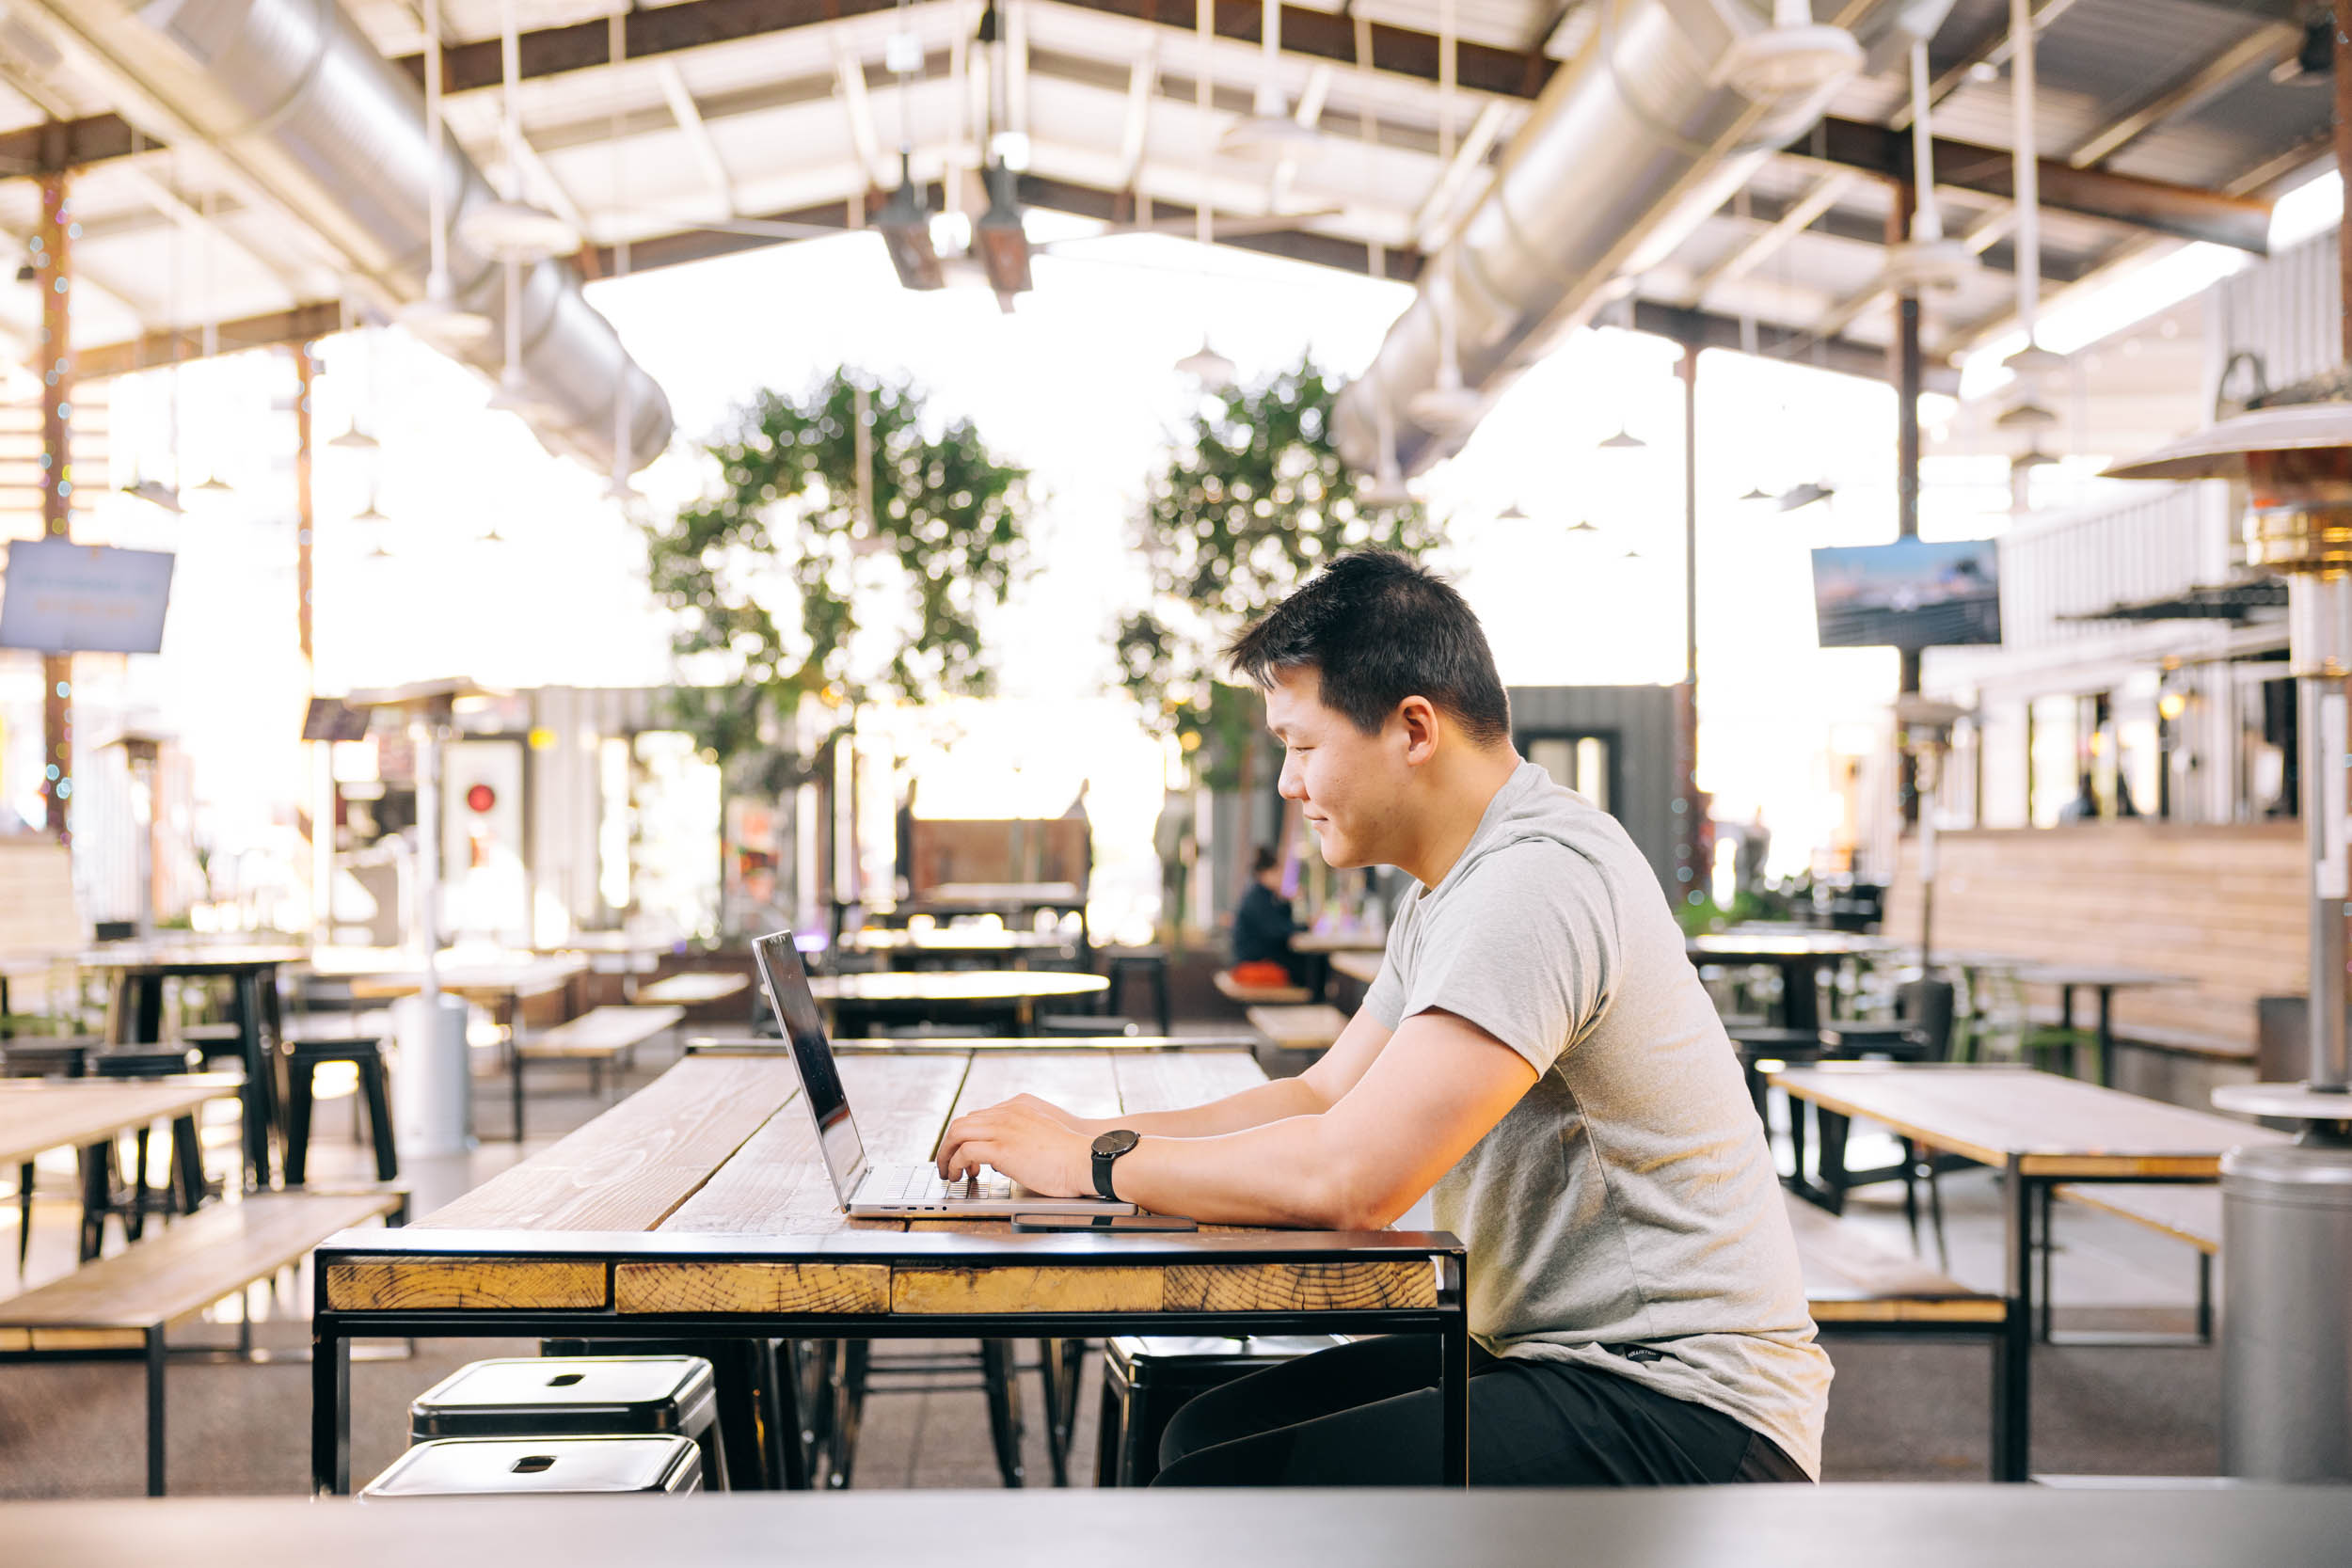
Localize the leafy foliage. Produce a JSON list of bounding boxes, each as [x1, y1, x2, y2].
[[1117, 356, 1441, 786], [642, 371, 1030, 788]]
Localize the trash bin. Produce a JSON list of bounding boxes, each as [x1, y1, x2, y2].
[[2222, 1145, 2352, 1481]]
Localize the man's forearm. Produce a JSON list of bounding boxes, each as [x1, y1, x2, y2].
[[1093, 1075, 1329, 1139], [1107, 1116, 1368, 1228]]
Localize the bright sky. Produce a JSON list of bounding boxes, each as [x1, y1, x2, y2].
[[10, 181, 2286, 912]]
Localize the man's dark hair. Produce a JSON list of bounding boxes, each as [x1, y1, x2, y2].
[[1226, 551, 1511, 746], [1251, 846, 1280, 876]]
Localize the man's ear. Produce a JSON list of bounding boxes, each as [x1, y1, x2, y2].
[[1397, 696, 1441, 767]]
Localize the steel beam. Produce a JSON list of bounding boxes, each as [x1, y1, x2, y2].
[[1808, 117, 2273, 253], [76, 300, 340, 380]]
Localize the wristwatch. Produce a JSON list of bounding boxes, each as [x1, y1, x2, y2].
[[1090, 1128, 1141, 1201]]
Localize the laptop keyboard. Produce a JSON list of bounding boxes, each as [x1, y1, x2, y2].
[[866, 1164, 1012, 1206]]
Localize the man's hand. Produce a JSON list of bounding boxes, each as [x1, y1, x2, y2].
[[935, 1096, 1098, 1197]]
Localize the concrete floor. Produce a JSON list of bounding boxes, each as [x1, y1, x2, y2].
[[0, 1040, 2224, 1497]]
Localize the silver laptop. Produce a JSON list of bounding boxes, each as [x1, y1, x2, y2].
[[751, 931, 1136, 1218]]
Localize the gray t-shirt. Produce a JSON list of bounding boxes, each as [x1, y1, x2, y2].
[[1363, 761, 1831, 1476]]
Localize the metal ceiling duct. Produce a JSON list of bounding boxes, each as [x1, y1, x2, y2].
[[12, 0, 669, 474], [1334, 0, 1953, 476]]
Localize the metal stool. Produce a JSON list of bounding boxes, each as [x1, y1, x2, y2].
[[410, 1356, 726, 1490], [1103, 949, 1170, 1037], [284, 1037, 398, 1184], [85, 1046, 204, 1258], [361, 1434, 702, 1497], [180, 1022, 248, 1072], [1095, 1335, 1346, 1486]]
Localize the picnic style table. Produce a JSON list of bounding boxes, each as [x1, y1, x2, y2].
[[808, 969, 1109, 1036], [309, 1045, 1466, 1493], [82, 942, 309, 1188], [21, 1484, 2352, 1568], [0, 1076, 243, 1259], [1772, 1063, 2286, 1481], [2005, 962, 2190, 1087], [1686, 930, 1892, 1032], [316, 952, 591, 1034]]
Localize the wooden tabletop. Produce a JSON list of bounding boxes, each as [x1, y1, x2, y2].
[[328, 954, 589, 1003], [2053, 1182, 2222, 1253], [810, 970, 1108, 1003], [842, 928, 1073, 953], [1688, 931, 1891, 961], [633, 972, 749, 1006], [1330, 950, 1382, 985], [1291, 930, 1388, 954], [76, 942, 308, 974], [324, 1047, 1450, 1324], [1772, 1065, 2288, 1177], [16, 1484, 2352, 1568], [2005, 963, 2190, 991], [0, 1077, 240, 1167]]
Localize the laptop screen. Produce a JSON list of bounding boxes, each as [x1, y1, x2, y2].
[[751, 932, 867, 1198]]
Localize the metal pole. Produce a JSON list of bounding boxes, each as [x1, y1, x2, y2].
[[1892, 188, 1924, 829], [36, 166, 72, 846], [1677, 347, 1702, 909]]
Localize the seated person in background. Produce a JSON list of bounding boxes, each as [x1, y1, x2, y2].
[[1230, 846, 1303, 988]]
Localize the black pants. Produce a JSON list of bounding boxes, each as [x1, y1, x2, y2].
[[1153, 1335, 1809, 1487]]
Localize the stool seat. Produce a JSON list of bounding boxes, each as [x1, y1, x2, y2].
[[1097, 1335, 1345, 1486], [0, 1037, 100, 1078], [288, 1036, 384, 1059], [362, 1434, 702, 1497], [89, 1047, 202, 1077], [412, 1356, 718, 1442]]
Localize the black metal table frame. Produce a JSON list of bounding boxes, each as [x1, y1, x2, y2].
[[311, 1228, 1470, 1495], [105, 958, 288, 1189], [1789, 1091, 2217, 1483]]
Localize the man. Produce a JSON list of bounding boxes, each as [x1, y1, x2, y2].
[[1230, 846, 1303, 986], [936, 550, 1828, 1486]]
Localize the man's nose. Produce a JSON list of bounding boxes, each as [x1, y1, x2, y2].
[[1278, 754, 1307, 800]]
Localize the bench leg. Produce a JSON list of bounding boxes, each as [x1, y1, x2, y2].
[[510, 1045, 526, 1144], [168, 1116, 204, 1216], [2196, 1251, 2215, 1344], [146, 1326, 167, 1496], [1037, 1338, 1084, 1486]]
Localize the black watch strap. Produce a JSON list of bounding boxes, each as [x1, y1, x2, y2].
[[1090, 1129, 1140, 1201]]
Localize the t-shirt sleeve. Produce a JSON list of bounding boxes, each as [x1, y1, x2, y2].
[[1393, 841, 1617, 1074]]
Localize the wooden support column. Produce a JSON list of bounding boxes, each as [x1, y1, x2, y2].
[[36, 167, 72, 845], [1891, 186, 1925, 829], [293, 341, 324, 935]]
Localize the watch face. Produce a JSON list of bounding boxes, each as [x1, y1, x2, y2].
[[1091, 1128, 1141, 1158]]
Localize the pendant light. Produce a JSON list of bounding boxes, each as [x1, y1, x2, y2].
[[1406, 0, 1481, 436], [1496, 501, 1528, 520], [1175, 0, 1234, 386], [2000, 0, 2062, 410], [1594, 297, 1646, 450], [327, 299, 381, 449], [354, 490, 389, 524], [1566, 517, 1599, 533], [188, 187, 233, 496], [1220, 0, 1318, 161], [1738, 484, 1772, 503], [1881, 41, 1975, 296], [399, 0, 492, 344], [1359, 380, 1413, 509], [480, 0, 570, 414]]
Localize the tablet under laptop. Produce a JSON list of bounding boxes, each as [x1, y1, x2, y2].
[[750, 931, 1136, 1218]]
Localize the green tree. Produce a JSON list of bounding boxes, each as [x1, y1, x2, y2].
[[1117, 355, 1441, 789], [642, 370, 1031, 790]]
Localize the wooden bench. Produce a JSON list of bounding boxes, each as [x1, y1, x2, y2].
[[1781, 1190, 2012, 1473], [2053, 1181, 2219, 1342], [509, 1005, 687, 1141], [0, 1188, 405, 1495], [1214, 972, 1311, 1006], [637, 972, 751, 1008], [1245, 1004, 1349, 1080], [1246, 1005, 1348, 1052]]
